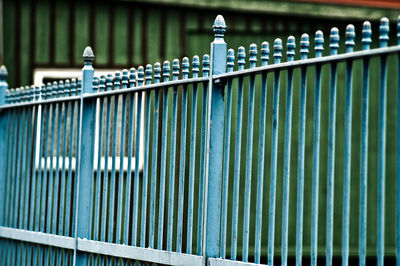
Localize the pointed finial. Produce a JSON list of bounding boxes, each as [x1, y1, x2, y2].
[[192, 56, 200, 78], [213, 15, 226, 39], [29, 85, 35, 101], [41, 84, 46, 99], [71, 79, 77, 96], [238, 46, 246, 70], [202, 55, 210, 77], [362, 21, 372, 50], [345, 25, 355, 53], [83, 46, 94, 65], [330, 27, 339, 55], [315, 30, 324, 57], [21, 86, 27, 102], [0, 65, 8, 82], [261, 42, 269, 66], [99, 75, 106, 92], [137, 66, 145, 86], [145, 64, 152, 85], [273, 38, 282, 64], [182, 57, 189, 79], [227, 49, 235, 72], [173, 59, 180, 80], [154, 62, 161, 84], [58, 80, 64, 97], [287, 36, 295, 62], [163, 61, 170, 82], [249, 43, 257, 68], [397, 15, 400, 45], [114, 71, 121, 89], [300, 34, 309, 60], [52, 81, 58, 98], [46, 82, 52, 99], [106, 74, 113, 91], [34, 85, 40, 100], [15, 87, 21, 102], [129, 68, 136, 88], [122, 69, 129, 88], [64, 80, 71, 96], [379, 17, 389, 47], [92, 77, 99, 91], [5, 89, 9, 103], [77, 78, 82, 95]]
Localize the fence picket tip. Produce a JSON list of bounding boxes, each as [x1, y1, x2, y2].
[[182, 57, 189, 78], [83, 46, 94, 63], [315, 31, 324, 57], [213, 15, 226, 39], [145, 64, 153, 85], [330, 27, 340, 55], [64, 79, 71, 96], [192, 56, 200, 78], [154, 63, 161, 83], [227, 49, 235, 71], [202, 55, 210, 77], [162, 61, 170, 82], [273, 39, 282, 64], [362, 21, 372, 50], [52, 81, 59, 98], [379, 17, 390, 47], [92, 77, 99, 91], [249, 44, 257, 67], [300, 34, 309, 60], [287, 36, 296, 62], [122, 70, 129, 87], [345, 25, 355, 53], [58, 80, 64, 97]]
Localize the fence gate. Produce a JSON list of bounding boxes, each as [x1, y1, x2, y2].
[[1, 14, 400, 266]]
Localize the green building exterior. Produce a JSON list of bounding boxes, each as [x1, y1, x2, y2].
[[2, 0, 400, 263]]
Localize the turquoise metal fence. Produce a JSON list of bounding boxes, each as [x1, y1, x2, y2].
[[0, 14, 400, 266]]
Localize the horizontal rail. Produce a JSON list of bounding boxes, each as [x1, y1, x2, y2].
[[0, 226, 75, 249], [0, 95, 81, 110], [0, 226, 204, 265], [0, 77, 209, 110], [77, 239, 205, 265], [208, 258, 268, 266], [215, 45, 400, 80]]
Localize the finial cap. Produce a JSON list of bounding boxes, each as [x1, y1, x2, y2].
[[213, 15, 226, 39], [83, 46, 94, 63]]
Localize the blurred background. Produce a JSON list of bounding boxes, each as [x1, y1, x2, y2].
[[1, 0, 400, 88]]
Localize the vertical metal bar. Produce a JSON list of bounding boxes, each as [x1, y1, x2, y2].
[[166, 61, 179, 251], [204, 14, 227, 260], [3, 108, 13, 227], [124, 69, 136, 245], [267, 39, 282, 266], [108, 72, 121, 244], [157, 62, 170, 250], [326, 28, 339, 266], [242, 43, 257, 262], [254, 42, 269, 264], [187, 56, 200, 254], [116, 71, 129, 244], [359, 22, 371, 266], [197, 55, 210, 256], [149, 63, 160, 249], [6, 108, 17, 227], [311, 31, 324, 266], [132, 67, 144, 247], [0, 65, 8, 225], [13, 106, 25, 228], [377, 18, 389, 266], [75, 46, 96, 266], [231, 46, 245, 260], [101, 75, 113, 242], [41, 94, 51, 233], [281, 36, 297, 266], [220, 49, 234, 259], [29, 104, 40, 232], [140, 65, 152, 248], [342, 25, 355, 266], [177, 58, 189, 253], [19, 104, 30, 231]]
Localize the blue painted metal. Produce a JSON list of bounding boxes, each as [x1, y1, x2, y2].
[[267, 38, 282, 266], [75, 46, 96, 266], [197, 54, 210, 256], [0, 14, 399, 266], [177, 57, 189, 253], [220, 49, 234, 259], [231, 46, 245, 260], [377, 17, 389, 266], [187, 55, 200, 254], [254, 41, 269, 264], [311, 30, 324, 266], [326, 27, 339, 266], [281, 36, 295, 266], [342, 24, 355, 266], [359, 21, 371, 266], [205, 14, 226, 260], [158, 61, 170, 250]]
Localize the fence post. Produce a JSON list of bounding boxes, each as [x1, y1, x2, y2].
[[74, 46, 96, 266], [0, 65, 7, 226], [204, 15, 227, 260]]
